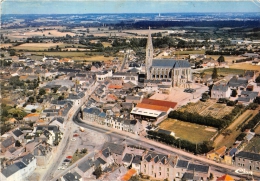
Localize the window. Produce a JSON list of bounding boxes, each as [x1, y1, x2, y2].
[[144, 164, 146, 168], [159, 172, 161, 176], [167, 173, 169, 177], [159, 167, 161, 171], [144, 169, 146, 173], [167, 168, 169, 172], [256, 167, 259, 170], [152, 165, 154, 169]]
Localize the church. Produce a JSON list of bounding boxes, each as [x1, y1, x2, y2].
[[145, 28, 192, 88]]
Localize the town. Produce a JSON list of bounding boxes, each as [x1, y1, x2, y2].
[[1, 11, 260, 181]]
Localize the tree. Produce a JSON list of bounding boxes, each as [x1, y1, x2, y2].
[[231, 89, 237, 97], [209, 173, 214, 180], [202, 92, 210, 100], [217, 55, 225, 66], [28, 96, 35, 103], [212, 67, 218, 79], [39, 88, 46, 96], [31, 109, 36, 113], [93, 166, 102, 179], [15, 140, 21, 147], [9, 50, 16, 56], [255, 75, 260, 83]]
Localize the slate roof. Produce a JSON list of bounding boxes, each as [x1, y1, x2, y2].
[[98, 112, 106, 118], [35, 125, 59, 133], [102, 142, 125, 155], [22, 153, 35, 165], [228, 77, 248, 87], [78, 159, 95, 172], [94, 157, 106, 167], [63, 171, 82, 181], [236, 151, 260, 161], [187, 163, 209, 173], [229, 148, 238, 156], [12, 129, 23, 137], [152, 59, 190, 68], [126, 96, 141, 101], [122, 153, 134, 163], [212, 84, 229, 92], [51, 117, 64, 124], [240, 91, 259, 100], [83, 107, 101, 116], [1, 136, 15, 148], [176, 160, 189, 168], [1, 162, 27, 178], [102, 147, 111, 158], [132, 155, 142, 164]]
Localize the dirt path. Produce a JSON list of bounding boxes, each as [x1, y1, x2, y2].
[[214, 109, 258, 148]]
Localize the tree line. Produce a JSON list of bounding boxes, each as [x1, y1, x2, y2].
[[241, 112, 260, 132], [147, 130, 213, 154]]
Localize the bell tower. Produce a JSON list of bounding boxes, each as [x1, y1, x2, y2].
[[146, 26, 153, 79]]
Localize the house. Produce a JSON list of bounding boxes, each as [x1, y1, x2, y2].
[[33, 142, 53, 166], [122, 153, 134, 167], [157, 129, 175, 137], [207, 146, 227, 162], [132, 155, 142, 174], [11, 129, 24, 143], [1, 136, 16, 153], [0, 153, 36, 181], [216, 174, 235, 181], [49, 117, 65, 132], [33, 125, 61, 146], [228, 76, 248, 90], [211, 84, 231, 99], [141, 152, 177, 180], [82, 107, 102, 122], [237, 91, 259, 105], [234, 151, 260, 172], [96, 70, 113, 81], [76, 159, 96, 179], [23, 113, 40, 122], [102, 142, 126, 164], [61, 171, 82, 181]]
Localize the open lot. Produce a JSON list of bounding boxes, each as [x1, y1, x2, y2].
[[158, 118, 217, 143], [244, 136, 260, 154], [179, 99, 234, 119]]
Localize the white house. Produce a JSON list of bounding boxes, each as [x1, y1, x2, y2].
[[211, 84, 231, 99]]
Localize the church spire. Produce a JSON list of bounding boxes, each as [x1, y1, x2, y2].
[[146, 26, 153, 79]]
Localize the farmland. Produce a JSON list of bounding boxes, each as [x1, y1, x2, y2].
[[179, 99, 234, 119], [213, 109, 259, 148], [229, 63, 260, 71], [158, 118, 217, 143], [202, 68, 245, 76]]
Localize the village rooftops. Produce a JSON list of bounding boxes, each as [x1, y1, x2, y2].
[[176, 159, 189, 168], [187, 163, 209, 173], [12, 129, 23, 137], [122, 153, 134, 163], [1, 162, 27, 178], [235, 151, 260, 161], [141, 98, 177, 109], [78, 159, 95, 172], [62, 172, 82, 181], [212, 84, 229, 92], [102, 142, 125, 155]]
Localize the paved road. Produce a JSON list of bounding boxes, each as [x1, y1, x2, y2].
[[40, 83, 99, 181], [72, 116, 260, 180]]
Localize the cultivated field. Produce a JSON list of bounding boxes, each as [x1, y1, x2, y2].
[[13, 43, 64, 51], [179, 99, 234, 119], [0, 43, 13, 48], [158, 118, 217, 143], [174, 50, 205, 55], [213, 109, 259, 148], [207, 55, 245, 63], [102, 42, 112, 47], [255, 125, 260, 134], [244, 136, 260, 154], [202, 68, 245, 76], [8, 29, 76, 39], [229, 63, 260, 71]]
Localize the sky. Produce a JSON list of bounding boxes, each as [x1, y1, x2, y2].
[[2, 0, 260, 14]]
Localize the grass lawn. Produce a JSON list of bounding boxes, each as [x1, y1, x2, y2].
[[244, 136, 260, 154], [69, 150, 88, 166], [158, 118, 217, 144], [202, 68, 245, 76]]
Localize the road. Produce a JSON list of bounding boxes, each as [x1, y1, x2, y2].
[[70, 116, 260, 180], [40, 83, 99, 181]]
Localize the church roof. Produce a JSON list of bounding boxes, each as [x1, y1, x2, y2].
[[152, 59, 190, 68]]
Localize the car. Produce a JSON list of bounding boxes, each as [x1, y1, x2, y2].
[[150, 148, 155, 151]]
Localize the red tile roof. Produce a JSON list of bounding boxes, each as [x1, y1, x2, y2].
[[141, 98, 177, 109], [108, 85, 123, 89], [136, 103, 169, 112]]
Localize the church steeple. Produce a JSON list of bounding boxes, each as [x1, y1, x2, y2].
[[146, 26, 153, 79]]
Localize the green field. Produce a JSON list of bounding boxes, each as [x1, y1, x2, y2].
[[158, 118, 217, 143], [202, 68, 245, 76]]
